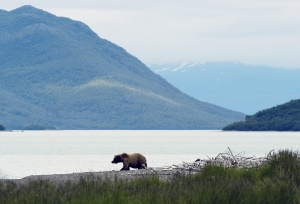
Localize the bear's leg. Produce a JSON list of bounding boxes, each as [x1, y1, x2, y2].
[[121, 167, 130, 171], [139, 164, 147, 169], [121, 162, 130, 171]]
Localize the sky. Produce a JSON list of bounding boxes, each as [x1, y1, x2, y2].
[[2, 0, 300, 68]]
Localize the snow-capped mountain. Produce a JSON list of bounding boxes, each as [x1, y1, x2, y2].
[[148, 61, 300, 114], [149, 62, 207, 72]]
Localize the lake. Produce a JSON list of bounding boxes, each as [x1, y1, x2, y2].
[[0, 130, 299, 179]]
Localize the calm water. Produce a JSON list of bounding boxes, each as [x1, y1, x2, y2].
[[0, 130, 299, 179]]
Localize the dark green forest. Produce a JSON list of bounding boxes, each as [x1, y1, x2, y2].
[[223, 99, 300, 131], [0, 124, 5, 131], [0, 6, 244, 130]]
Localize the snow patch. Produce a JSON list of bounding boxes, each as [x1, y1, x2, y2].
[[172, 62, 188, 71], [156, 67, 171, 72], [187, 62, 199, 68]]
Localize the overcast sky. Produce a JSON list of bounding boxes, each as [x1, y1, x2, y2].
[[2, 1, 300, 68]]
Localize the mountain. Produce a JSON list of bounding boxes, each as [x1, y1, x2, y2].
[[0, 6, 244, 130], [223, 99, 300, 131], [148, 62, 300, 114]]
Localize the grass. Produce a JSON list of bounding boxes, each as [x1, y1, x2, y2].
[[1, 149, 300, 203]]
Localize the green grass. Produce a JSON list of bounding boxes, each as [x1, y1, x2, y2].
[[1, 150, 300, 203]]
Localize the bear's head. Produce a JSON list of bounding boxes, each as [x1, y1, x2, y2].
[[111, 153, 129, 164], [111, 155, 122, 164]]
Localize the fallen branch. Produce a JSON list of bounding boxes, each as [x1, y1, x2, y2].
[[167, 148, 269, 173]]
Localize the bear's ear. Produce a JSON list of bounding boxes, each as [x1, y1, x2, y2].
[[121, 153, 129, 158]]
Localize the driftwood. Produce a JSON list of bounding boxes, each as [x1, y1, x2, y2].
[[162, 147, 270, 173]]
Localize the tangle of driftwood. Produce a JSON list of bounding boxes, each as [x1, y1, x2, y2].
[[162, 147, 272, 173]]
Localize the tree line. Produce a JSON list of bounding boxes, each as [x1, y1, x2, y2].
[[223, 99, 300, 131], [0, 124, 5, 131]]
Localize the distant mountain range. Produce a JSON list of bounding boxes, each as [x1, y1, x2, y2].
[[0, 6, 244, 130], [148, 62, 300, 114]]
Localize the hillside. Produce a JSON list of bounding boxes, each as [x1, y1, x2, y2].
[[223, 99, 300, 131], [0, 6, 244, 130], [148, 62, 300, 114]]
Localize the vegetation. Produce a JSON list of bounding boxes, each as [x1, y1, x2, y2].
[[223, 99, 300, 131], [0, 5, 244, 130], [0, 124, 5, 131], [22, 124, 57, 130], [1, 150, 300, 203]]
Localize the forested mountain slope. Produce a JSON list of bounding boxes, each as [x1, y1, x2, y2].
[[0, 6, 244, 130], [223, 99, 300, 131]]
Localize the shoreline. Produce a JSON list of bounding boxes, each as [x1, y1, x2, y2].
[[2, 168, 183, 186], [1, 149, 269, 186]]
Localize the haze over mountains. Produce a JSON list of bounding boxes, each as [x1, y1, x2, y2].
[[0, 5, 244, 130], [149, 62, 300, 114]]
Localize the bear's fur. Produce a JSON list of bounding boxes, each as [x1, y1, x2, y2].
[[111, 153, 147, 171]]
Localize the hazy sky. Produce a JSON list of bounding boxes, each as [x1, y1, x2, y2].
[[2, 1, 300, 68]]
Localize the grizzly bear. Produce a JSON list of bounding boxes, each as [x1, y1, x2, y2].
[[111, 153, 147, 171]]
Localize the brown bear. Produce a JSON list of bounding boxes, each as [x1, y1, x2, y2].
[[111, 153, 147, 171]]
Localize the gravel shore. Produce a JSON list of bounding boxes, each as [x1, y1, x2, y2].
[[2, 168, 185, 186]]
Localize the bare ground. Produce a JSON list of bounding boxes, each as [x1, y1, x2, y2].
[[2, 168, 184, 186]]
